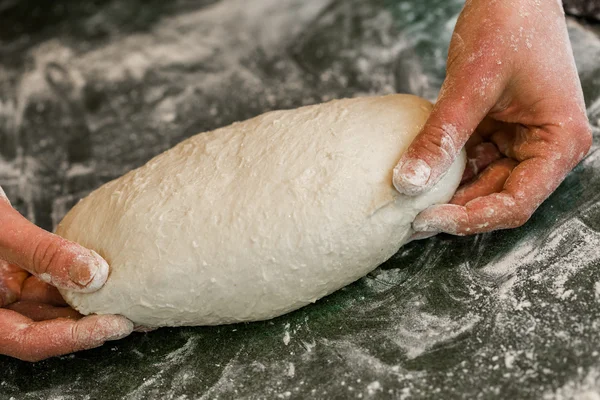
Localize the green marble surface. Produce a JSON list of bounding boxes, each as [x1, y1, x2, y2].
[[1, 0, 600, 398]]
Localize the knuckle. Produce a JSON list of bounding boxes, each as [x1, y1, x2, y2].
[[16, 326, 43, 362], [419, 124, 459, 163], [447, 33, 466, 71], [484, 193, 532, 230], [73, 318, 102, 350], [32, 236, 61, 276], [510, 208, 532, 228], [70, 322, 88, 353], [71, 321, 89, 345], [70, 323, 80, 344]]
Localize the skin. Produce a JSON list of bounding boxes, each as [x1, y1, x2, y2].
[[394, 0, 593, 235], [0, 188, 133, 362]]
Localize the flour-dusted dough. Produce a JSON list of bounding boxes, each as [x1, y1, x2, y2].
[[57, 95, 466, 327]]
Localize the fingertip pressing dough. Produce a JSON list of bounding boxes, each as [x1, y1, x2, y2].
[[56, 94, 466, 327]]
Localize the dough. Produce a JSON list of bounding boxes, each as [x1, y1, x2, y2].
[[57, 94, 466, 327]]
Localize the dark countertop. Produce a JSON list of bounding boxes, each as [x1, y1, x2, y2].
[[1, 1, 600, 399]]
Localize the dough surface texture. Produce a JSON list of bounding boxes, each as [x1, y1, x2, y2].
[[57, 95, 466, 327]]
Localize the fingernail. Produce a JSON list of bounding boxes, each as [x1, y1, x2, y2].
[[412, 216, 442, 233], [82, 316, 134, 347], [409, 231, 439, 241], [69, 250, 109, 293], [393, 159, 431, 195], [105, 319, 134, 341], [413, 207, 461, 234]]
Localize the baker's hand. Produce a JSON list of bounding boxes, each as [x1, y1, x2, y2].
[[0, 187, 133, 362], [393, 0, 592, 235]]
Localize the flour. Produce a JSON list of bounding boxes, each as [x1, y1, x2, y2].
[[127, 335, 200, 400], [198, 351, 243, 400], [283, 324, 292, 346], [388, 311, 482, 360], [521, 218, 600, 300], [65, 164, 95, 178], [75, 0, 329, 86], [544, 368, 600, 400], [366, 381, 382, 395], [286, 363, 295, 377]]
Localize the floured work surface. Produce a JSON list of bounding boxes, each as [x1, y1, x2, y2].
[[1, 0, 600, 399]]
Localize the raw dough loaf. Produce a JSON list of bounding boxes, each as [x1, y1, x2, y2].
[[57, 95, 466, 327]]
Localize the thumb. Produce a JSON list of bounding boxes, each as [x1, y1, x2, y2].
[[393, 55, 506, 196], [0, 201, 108, 293]]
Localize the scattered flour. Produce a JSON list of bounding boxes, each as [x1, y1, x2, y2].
[[366, 381, 382, 396], [283, 323, 291, 346], [544, 368, 600, 400]]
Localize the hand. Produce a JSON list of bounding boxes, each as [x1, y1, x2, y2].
[[393, 0, 592, 235], [0, 187, 133, 362]]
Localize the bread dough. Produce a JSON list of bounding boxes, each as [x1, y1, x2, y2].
[[56, 95, 466, 327]]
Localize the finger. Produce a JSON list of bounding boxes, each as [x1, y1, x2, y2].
[[452, 158, 518, 206], [393, 40, 508, 196], [20, 276, 67, 306], [6, 301, 81, 321], [0, 310, 134, 362], [461, 142, 502, 183], [0, 261, 29, 307], [491, 129, 517, 159], [0, 202, 109, 293], [413, 157, 566, 235]]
